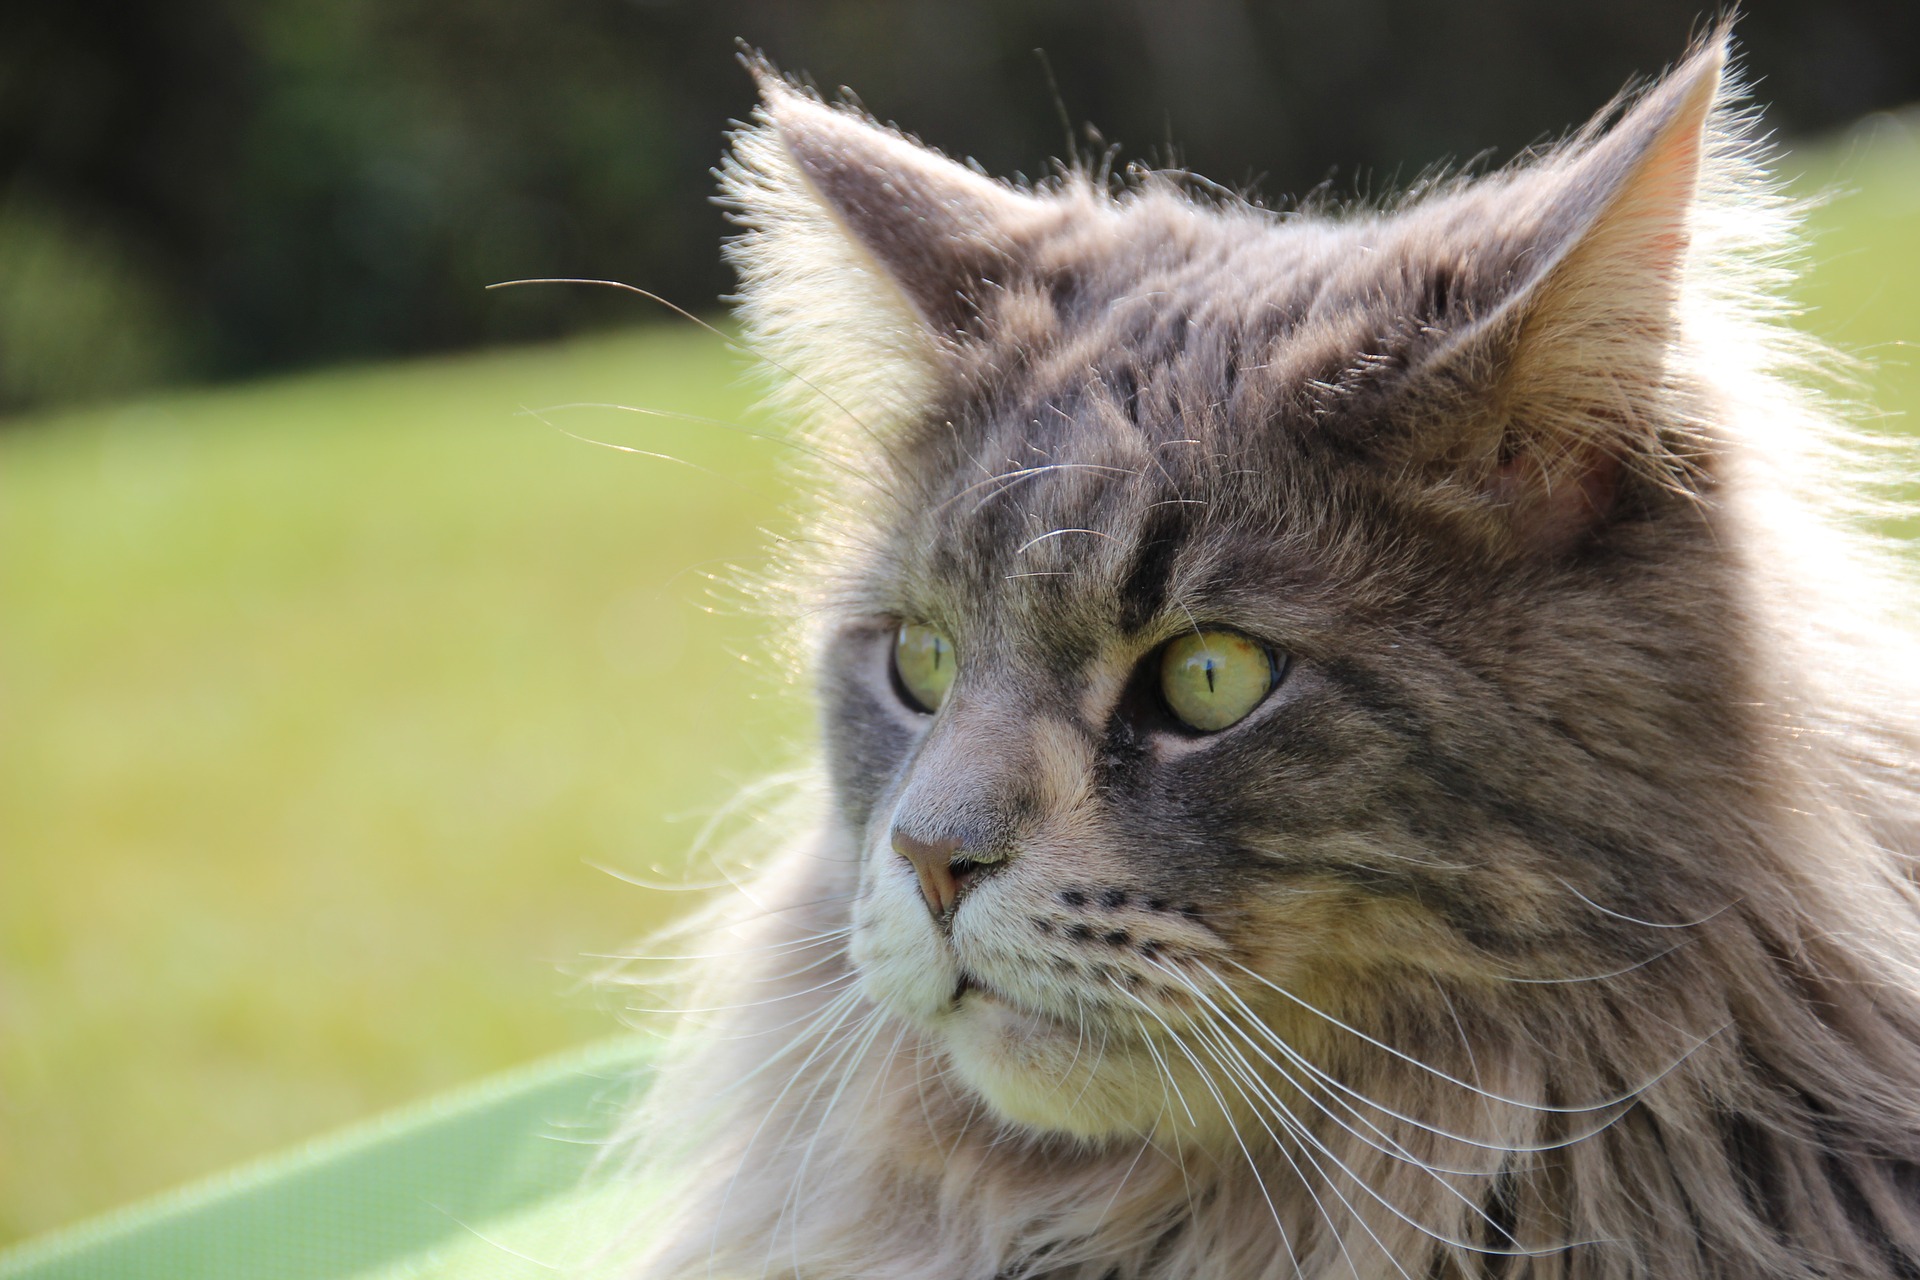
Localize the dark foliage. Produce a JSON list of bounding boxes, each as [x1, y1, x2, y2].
[[1, 0, 1915, 409]]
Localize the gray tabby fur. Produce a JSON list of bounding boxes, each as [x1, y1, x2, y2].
[[610, 26, 1920, 1280]]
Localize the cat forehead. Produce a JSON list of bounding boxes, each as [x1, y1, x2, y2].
[[855, 205, 1465, 610], [865, 380, 1376, 659], [992, 187, 1496, 376]]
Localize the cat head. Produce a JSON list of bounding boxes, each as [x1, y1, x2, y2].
[[721, 35, 1770, 1140]]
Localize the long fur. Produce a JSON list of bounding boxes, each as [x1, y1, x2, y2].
[[605, 31, 1920, 1280]]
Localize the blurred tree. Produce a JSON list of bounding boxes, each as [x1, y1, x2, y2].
[[2, 0, 1916, 412]]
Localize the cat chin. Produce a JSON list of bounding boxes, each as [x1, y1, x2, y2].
[[852, 856, 1213, 1140], [854, 938, 1177, 1139], [937, 992, 1184, 1141]]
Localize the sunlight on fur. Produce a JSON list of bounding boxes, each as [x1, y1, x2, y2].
[[599, 24, 1920, 1280]]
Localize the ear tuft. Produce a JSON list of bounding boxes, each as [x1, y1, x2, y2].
[[718, 67, 1044, 441], [1413, 33, 1735, 554]]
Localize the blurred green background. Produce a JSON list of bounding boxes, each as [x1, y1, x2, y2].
[[3, 0, 1919, 1251]]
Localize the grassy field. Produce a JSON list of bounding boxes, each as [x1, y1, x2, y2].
[[0, 326, 813, 1243], [2, 116, 1917, 1245]]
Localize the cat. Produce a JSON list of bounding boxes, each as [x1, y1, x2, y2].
[[607, 25, 1920, 1280]]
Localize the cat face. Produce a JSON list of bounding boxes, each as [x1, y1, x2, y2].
[[726, 46, 1745, 1139], [825, 411, 1405, 1136]]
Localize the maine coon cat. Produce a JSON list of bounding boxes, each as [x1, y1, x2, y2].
[[611, 29, 1920, 1279]]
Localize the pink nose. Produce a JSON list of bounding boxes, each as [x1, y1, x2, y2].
[[892, 830, 964, 918]]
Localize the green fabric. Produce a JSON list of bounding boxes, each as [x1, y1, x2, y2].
[[0, 1039, 654, 1280]]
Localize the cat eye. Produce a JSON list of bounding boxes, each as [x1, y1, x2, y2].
[[892, 623, 958, 714], [1159, 630, 1280, 732]]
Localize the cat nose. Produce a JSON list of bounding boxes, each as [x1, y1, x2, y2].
[[891, 829, 985, 919]]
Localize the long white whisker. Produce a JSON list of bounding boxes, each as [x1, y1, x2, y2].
[[1121, 997, 1305, 1277], [605, 936, 854, 996], [1062, 1020, 1114, 1122], [1186, 991, 1567, 1271], [1199, 963, 1643, 1156], [1040, 990, 1092, 1108], [623, 967, 857, 1017], [1125, 1003, 1202, 1233], [519, 401, 864, 485], [1014, 527, 1118, 554], [1492, 937, 1695, 985], [1223, 958, 1724, 1116], [592, 924, 852, 967], [1083, 1104, 1158, 1248], [483, 277, 909, 476], [1177, 1003, 1391, 1280], [1554, 876, 1742, 929], [1189, 969, 1625, 1257], [1132, 1010, 1199, 1129], [709, 986, 868, 1271], [1182, 989, 1542, 1267], [680, 984, 869, 1113], [773, 1007, 891, 1277], [1159, 959, 1501, 1180], [934, 462, 1141, 517]]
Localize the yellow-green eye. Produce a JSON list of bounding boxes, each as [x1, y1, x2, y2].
[[1159, 630, 1277, 732], [893, 623, 957, 713]]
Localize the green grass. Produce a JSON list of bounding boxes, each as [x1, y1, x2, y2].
[[0, 326, 809, 1243], [2, 114, 1917, 1247]]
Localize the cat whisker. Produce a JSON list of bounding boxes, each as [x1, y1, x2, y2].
[[1554, 876, 1743, 929], [484, 277, 913, 478], [1061, 1020, 1115, 1122], [1125, 1001, 1203, 1235], [1081, 1084, 1161, 1247], [930, 461, 1140, 517], [619, 966, 856, 1017], [699, 983, 880, 1047], [1188, 965, 1495, 1148], [1038, 990, 1094, 1108], [1175, 1005, 1398, 1280], [512, 406, 733, 482], [1129, 1008, 1200, 1130], [1121, 996, 1310, 1278], [711, 986, 871, 1267], [619, 939, 852, 995], [1220, 957, 1719, 1117], [1178, 977, 1576, 1260], [693, 985, 868, 1113], [1013, 527, 1118, 555], [772, 1006, 891, 1275], [1165, 972, 1519, 1269], [1491, 936, 1696, 985], [1154, 959, 1500, 1177], [1198, 962, 1658, 1154], [794, 1020, 924, 1272], [599, 951, 847, 998], [517, 400, 870, 489], [1179, 990, 1586, 1264], [761, 1014, 880, 1269], [590, 924, 853, 967], [1428, 976, 1502, 1151]]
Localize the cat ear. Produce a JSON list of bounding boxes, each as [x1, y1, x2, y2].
[[718, 66, 1042, 433], [1414, 36, 1731, 552]]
